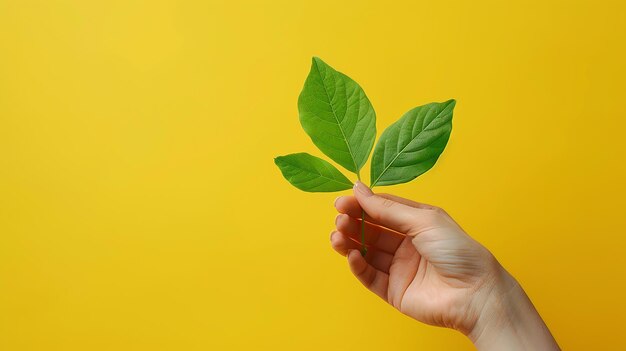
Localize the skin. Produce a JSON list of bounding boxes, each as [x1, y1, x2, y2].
[[331, 181, 560, 351]]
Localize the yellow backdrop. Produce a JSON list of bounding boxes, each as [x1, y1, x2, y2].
[[1, 1, 625, 350]]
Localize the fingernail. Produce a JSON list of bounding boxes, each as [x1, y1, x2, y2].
[[354, 181, 373, 197], [348, 249, 361, 260], [347, 249, 356, 259], [330, 231, 336, 241], [335, 214, 343, 226], [334, 196, 342, 208]]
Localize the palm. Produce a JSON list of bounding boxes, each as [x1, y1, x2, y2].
[[390, 233, 484, 331], [332, 195, 496, 333]]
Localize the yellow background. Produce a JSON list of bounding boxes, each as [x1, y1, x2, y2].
[[1, 0, 625, 350]]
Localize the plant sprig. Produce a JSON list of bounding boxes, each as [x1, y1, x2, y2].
[[275, 57, 455, 256]]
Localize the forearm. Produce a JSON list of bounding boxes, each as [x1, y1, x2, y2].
[[468, 270, 560, 351]]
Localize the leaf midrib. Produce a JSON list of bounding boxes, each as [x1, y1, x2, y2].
[[313, 61, 359, 174], [280, 158, 352, 187]]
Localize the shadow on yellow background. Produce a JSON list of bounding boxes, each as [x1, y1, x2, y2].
[[1, 1, 625, 350]]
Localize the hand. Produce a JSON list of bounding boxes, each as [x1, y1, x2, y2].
[[331, 181, 559, 350]]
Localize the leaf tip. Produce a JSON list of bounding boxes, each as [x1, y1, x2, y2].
[[311, 56, 328, 69]]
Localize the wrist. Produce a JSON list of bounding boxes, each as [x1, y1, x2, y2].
[[468, 267, 559, 351], [467, 267, 521, 345]]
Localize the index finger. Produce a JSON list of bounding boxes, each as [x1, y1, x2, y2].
[[335, 194, 435, 220]]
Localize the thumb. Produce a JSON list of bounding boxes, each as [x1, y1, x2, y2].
[[353, 181, 421, 234]]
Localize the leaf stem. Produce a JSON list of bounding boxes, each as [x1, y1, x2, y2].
[[355, 171, 367, 256], [360, 208, 367, 257]]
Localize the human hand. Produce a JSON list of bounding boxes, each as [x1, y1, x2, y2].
[[331, 182, 559, 350]]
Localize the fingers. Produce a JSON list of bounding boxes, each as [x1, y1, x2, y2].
[[330, 230, 361, 255], [335, 213, 404, 254], [335, 193, 435, 220], [376, 193, 437, 210], [330, 231, 395, 273], [347, 249, 389, 301], [352, 181, 430, 234], [335, 195, 375, 220]]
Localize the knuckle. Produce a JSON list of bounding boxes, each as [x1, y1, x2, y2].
[[422, 209, 442, 224], [432, 206, 448, 217], [371, 231, 381, 246], [371, 211, 384, 223], [380, 198, 396, 209]]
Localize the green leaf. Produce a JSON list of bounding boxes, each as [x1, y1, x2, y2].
[[298, 57, 376, 174], [274, 153, 353, 192], [370, 100, 455, 187]]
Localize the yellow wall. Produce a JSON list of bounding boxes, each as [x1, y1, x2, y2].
[[1, 1, 625, 349]]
